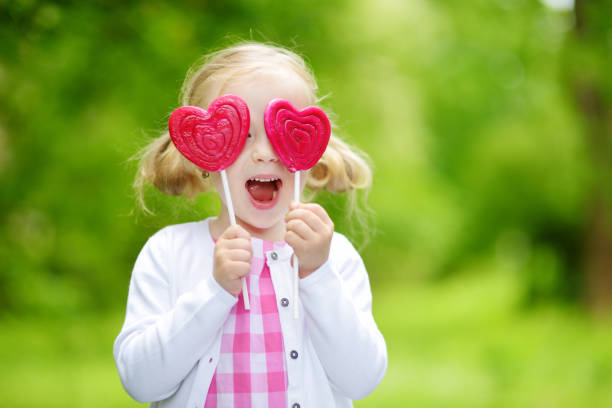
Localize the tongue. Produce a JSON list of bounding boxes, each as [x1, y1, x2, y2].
[[247, 181, 275, 201]]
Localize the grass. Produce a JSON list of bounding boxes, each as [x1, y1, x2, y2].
[[358, 267, 612, 407], [0, 312, 142, 407], [1, 266, 611, 407]]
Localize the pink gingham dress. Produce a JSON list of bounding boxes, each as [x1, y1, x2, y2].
[[204, 238, 288, 408]]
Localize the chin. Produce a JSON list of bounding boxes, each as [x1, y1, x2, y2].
[[240, 204, 287, 231], [238, 215, 281, 234]]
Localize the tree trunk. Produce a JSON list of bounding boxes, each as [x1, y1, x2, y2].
[[572, 0, 612, 312]]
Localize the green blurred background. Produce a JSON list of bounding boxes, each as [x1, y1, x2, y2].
[[1, 0, 612, 406]]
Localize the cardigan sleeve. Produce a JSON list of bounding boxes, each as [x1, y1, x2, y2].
[[113, 227, 237, 403], [299, 233, 387, 400]]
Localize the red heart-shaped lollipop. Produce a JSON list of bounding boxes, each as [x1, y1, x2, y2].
[[264, 99, 331, 173], [168, 95, 250, 172]]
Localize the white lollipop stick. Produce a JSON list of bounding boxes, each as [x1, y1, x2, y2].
[[221, 169, 250, 310], [293, 171, 300, 320]]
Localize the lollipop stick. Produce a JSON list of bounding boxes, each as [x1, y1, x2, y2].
[[293, 171, 300, 320], [221, 169, 250, 310], [221, 170, 236, 225]]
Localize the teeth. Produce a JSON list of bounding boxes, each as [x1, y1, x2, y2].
[[251, 177, 279, 182]]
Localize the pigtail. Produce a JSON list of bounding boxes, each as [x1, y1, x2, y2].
[[307, 134, 372, 193], [134, 131, 212, 213]]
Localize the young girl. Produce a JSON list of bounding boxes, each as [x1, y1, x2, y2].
[[114, 42, 387, 408]]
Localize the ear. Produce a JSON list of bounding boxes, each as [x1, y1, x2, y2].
[[168, 94, 250, 172], [264, 98, 331, 173]]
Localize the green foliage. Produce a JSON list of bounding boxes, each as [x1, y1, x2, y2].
[[1, 1, 611, 405], [0, 0, 604, 311]]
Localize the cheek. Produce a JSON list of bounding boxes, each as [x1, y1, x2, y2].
[[214, 161, 249, 207], [210, 173, 227, 205], [300, 170, 309, 189], [286, 170, 307, 195], [211, 173, 222, 190]]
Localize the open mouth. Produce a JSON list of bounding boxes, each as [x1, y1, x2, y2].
[[245, 176, 282, 207]]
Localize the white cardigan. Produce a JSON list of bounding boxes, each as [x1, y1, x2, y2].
[[114, 218, 387, 408]]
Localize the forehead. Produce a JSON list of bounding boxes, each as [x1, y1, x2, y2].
[[221, 69, 314, 112]]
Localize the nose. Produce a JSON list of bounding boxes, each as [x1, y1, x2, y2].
[[251, 132, 279, 163]]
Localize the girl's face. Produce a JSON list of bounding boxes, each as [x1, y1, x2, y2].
[[212, 70, 312, 237]]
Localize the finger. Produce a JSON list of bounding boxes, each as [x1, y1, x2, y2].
[[300, 203, 333, 227], [286, 218, 316, 242], [286, 208, 326, 233], [222, 224, 251, 240], [285, 230, 307, 253], [226, 260, 251, 278], [216, 246, 252, 267], [227, 248, 252, 263], [286, 202, 332, 229], [220, 237, 253, 252]]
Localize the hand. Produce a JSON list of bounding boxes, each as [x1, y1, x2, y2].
[[213, 224, 252, 296], [285, 202, 334, 278]]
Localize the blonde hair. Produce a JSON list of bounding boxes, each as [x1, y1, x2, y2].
[[135, 42, 372, 237]]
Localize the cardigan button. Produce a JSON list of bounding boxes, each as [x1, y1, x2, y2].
[[270, 251, 278, 260], [280, 298, 289, 307], [290, 350, 299, 359]]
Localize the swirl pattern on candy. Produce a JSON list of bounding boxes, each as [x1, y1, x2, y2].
[[168, 95, 250, 172], [264, 99, 331, 172]]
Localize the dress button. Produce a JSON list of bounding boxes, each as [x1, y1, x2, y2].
[[271, 251, 278, 260], [292, 404, 300, 408], [280, 298, 289, 307], [290, 350, 298, 359]]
